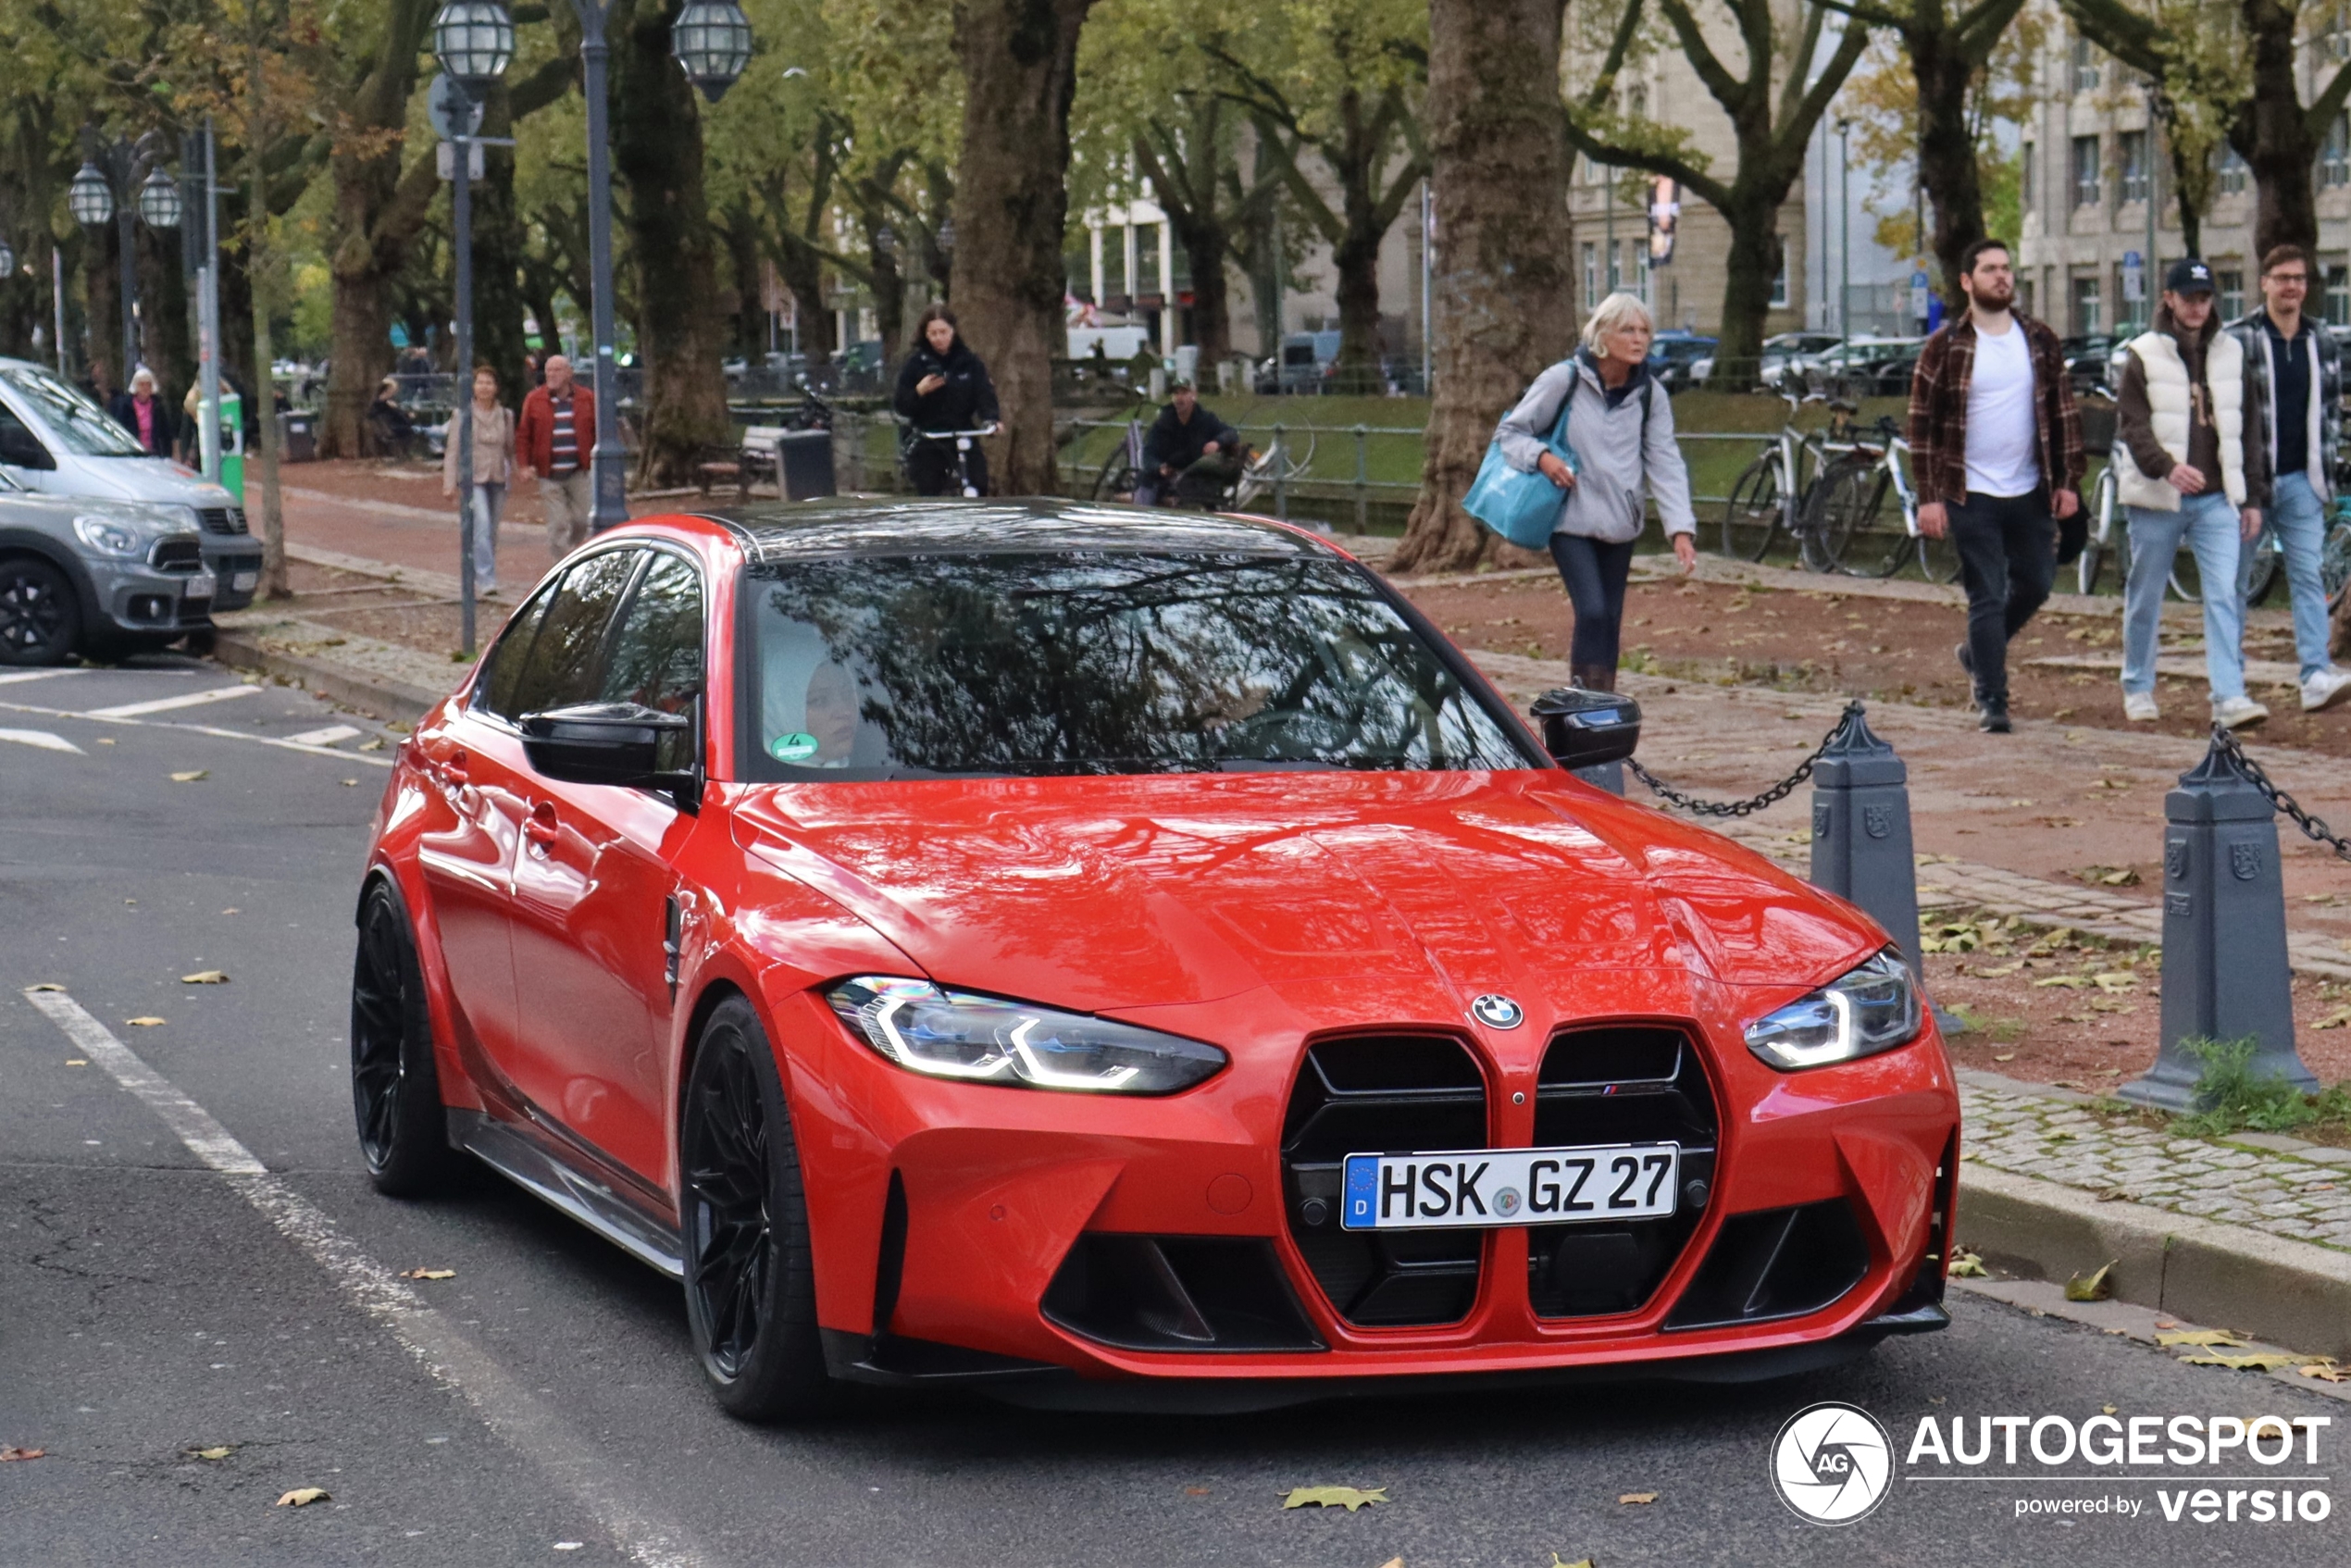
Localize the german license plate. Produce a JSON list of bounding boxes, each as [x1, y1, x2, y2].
[[1340, 1143, 1679, 1230], [185, 570, 218, 600]]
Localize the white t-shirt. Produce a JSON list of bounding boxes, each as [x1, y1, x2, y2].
[[1964, 319, 2042, 497]]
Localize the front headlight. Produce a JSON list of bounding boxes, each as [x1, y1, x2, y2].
[[73, 515, 143, 556], [1743, 950, 1922, 1071], [825, 976, 1227, 1095]]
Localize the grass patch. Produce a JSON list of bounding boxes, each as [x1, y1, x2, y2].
[[2170, 1037, 2351, 1139]]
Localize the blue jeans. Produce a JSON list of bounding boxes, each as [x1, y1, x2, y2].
[[467, 482, 505, 590], [2239, 470, 2338, 679], [2123, 492, 2245, 702]]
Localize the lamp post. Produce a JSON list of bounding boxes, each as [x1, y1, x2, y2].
[[432, 0, 515, 657], [68, 128, 177, 388], [1835, 118, 1852, 338]]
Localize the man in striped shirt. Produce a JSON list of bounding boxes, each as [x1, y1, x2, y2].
[[516, 354, 599, 557]]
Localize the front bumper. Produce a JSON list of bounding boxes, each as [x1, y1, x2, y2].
[[775, 981, 1961, 1405], [87, 555, 217, 638], [200, 542, 264, 611]]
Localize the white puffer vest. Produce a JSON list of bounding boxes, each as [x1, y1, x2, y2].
[[2118, 327, 2246, 511]]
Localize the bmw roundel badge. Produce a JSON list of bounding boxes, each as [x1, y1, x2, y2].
[[1470, 993, 1524, 1029]]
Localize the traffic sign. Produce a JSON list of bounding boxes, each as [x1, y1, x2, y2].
[[427, 74, 484, 141]]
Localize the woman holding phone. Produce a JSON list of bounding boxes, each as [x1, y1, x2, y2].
[[892, 305, 1001, 496]]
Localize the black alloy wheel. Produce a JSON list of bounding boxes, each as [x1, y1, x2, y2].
[[350, 882, 456, 1195], [681, 997, 831, 1421], [0, 556, 80, 666]]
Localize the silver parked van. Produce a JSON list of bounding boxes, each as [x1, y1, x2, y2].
[[0, 357, 263, 612], [0, 468, 214, 664]]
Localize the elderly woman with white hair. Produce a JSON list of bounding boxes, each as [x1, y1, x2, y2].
[[1492, 291, 1697, 691]]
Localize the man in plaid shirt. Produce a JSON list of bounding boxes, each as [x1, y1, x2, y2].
[[1908, 240, 2086, 732]]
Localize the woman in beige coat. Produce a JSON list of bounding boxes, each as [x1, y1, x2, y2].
[[442, 364, 516, 593]]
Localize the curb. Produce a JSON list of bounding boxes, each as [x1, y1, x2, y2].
[[1958, 1162, 2351, 1361], [208, 626, 448, 725]]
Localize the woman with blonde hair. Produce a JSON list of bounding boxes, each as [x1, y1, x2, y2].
[[1492, 291, 1697, 691]]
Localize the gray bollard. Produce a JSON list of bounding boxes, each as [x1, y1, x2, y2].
[[2117, 736, 2314, 1110], [1806, 705, 1959, 1032]]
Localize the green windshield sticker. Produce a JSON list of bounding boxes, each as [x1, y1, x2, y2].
[[769, 731, 820, 762]]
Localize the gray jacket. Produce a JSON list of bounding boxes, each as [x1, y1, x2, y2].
[[1494, 352, 1696, 543]]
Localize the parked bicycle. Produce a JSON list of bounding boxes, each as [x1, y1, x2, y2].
[[1720, 387, 1863, 571], [901, 422, 1000, 498], [1091, 420, 1316, 513], [1802, 416, 1961, 582]]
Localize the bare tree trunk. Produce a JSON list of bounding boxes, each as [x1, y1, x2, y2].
[[949, 0, 1097, 495], [611, 0, 734, 487], [138, 223, 192, 398], [83, 229, 119, 392], [1392, 0, 1574, 575], [1911, 28, 1985, 304], [470, 78, 532, 402], [245, 57, 288, 602], [2245, 0, 2320, 258]]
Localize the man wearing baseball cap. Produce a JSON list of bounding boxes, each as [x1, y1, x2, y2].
[[2113, 257, 2272, 728]]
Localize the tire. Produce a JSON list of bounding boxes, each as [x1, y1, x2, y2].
[[2076, 538, 2107, 596], [1723, 456, 1783, 561], [1093, 460, 1139, 502], [681, 996, 833, 1422], [350, 881, 458, 1197], [0, 555, 81, 667]]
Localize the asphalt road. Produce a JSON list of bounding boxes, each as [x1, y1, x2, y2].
[[2, 658, 2346, 1568]]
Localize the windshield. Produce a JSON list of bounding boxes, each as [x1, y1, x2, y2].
[[0, 367, 149, 457], [740, 552, 1535, 779]]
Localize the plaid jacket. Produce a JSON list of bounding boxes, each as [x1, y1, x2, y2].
[[1906, 311, 2085, 507]]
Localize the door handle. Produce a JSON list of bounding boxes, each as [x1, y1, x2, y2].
[[525, 800, 559, 851]]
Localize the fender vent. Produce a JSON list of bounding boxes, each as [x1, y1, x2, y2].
[[1280, 1035, 1487, 1326], [1042, 1235, 1323, 1352]]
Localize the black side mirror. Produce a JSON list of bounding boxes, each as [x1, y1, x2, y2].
[[520, 700, 703, 811], [1530, 687, 1642, 769]]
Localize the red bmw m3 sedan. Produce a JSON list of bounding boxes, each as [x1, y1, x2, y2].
[[351, 501, 1959, 1418]]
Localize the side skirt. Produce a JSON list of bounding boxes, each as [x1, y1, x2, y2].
[[448, 1108, 685, 1279]]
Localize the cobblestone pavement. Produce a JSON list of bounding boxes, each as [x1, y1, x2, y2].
[[1959, 1069, 2351, 1251]]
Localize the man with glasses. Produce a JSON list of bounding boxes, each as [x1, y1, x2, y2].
[[2226, 245, 2351, 713]]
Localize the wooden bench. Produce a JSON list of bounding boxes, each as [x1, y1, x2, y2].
[[692, 426, 790, 500]]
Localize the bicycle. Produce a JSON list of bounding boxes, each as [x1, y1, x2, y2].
[[901, 421, 1000, 498], [1091, 415, 1147, 501], [1720, 386, 1863, 571], [1803, 417, 1961, 582]]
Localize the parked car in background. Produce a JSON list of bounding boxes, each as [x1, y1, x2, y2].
[[1648, 332, 1719, 394], [2059, 334, 2121, 396], [1806, 337, 1925, 397], [1256, 330, 1344, 394], [0, 466, 214, 666], [0, 357, 263, 612], [1689, 332, 1842, 389]]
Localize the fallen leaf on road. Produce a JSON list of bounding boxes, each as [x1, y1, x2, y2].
[[2065, 1262, 2116, 1302], [2101, 868, 2141, 886], [2156, 1319, 2178, 1329], [2034, 975, 2088, 989], [28, 983, 62, 992], [180, 970, 230, 985], [2102, 1404, 2118, 1415], [1281, 1486, 1387, 1512], [2315, 1008, 2351, 1031], [340, 778, 357, 787], [1549, 1557, 1595, 1568], [399, 1268, 455, 1280], [126, 1016, 165, 1027], [169, 770, 208, 783], [2180, 1352, 2301, 1371], [1948, 1250, 1986, 1278], [2091, 972, 2138, 991], [2300, 1363, 2348, 1382], [0, 1447, 44, 1462], [1993, 1052, 2016, 1061], [274, 1487, 330, 1508], [2156, 1330, 2247, 1348], [357, 738, 385, 752], [1619, 1491, 1659, 1504], [1183, 1487, 1211, 1496], [1973, 963, 2022, 977], [190, 1446, 233, 1461], [64, 1059, 85, 1066]]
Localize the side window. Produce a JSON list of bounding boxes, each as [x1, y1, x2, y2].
[[502, 549, 644, 718], [474, 586, 558, 720], [0, 403, 54, 469], [599, 553, 704, 715]]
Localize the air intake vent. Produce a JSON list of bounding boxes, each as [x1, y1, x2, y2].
[[150, 538, 205, 573], [1663, 1199, 1870, 1330], [1042, 1236, 1323, 1352], [1527, 1025, 1718, 1318], [1281, 1035, 1486, 1326]]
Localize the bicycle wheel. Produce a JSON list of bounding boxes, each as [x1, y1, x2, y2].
[[1812, 461, 1908, 578], [2244, 540, 2282, 606], [2076, 537, 2107, 596], [2168, 547, 2203, 604], [2323, 521, 2351, 612], [1723, 456, 1783, 561], [1093, 459, 1140, 501]]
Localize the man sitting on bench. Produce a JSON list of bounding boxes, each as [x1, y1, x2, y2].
[[1136, 381, 1243, 507]]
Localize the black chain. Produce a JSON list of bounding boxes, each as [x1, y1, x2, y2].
[[1626, 701, 1865, 818], [2211, 725, 2351, 864]]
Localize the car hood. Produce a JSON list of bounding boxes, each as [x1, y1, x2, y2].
[[44, 456, 235, 509], [728, 771, 1882, 1017]]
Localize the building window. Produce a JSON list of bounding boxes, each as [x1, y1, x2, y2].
[[2072, 136, 2102, 208], [2220, 144, 2248, 195], [1608, 239, 1622, 294], [2071, 37, 2101, 92], [2328, 262, 2350, 327], [2120, 131, 2149, 204], [2020, 278, 2035, 318], [1772, 243, 1788, 307], [2332, 6, 2351, 60], [2325, 116, 2351, 188], [2072, 275, 2102, 335], [2021, 143, 2034, 212], [2218, 268, 2245, 320], [1583, 243, 1598, 307]]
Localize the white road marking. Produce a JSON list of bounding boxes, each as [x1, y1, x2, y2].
[[0, 668, 95, 687], [284, 723, 362, 747], [0, 700, 394, 766], [0, 728, 83, 754], [20, 989, 710, 1568], [82, 684, 265, 718]]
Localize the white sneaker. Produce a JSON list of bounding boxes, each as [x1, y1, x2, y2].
[[2301, 667, 2351, 713], [2213, 695, 2271, 729], [2122, 691, 2160, 722]]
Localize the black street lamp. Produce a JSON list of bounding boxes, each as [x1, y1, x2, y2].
[[68, 162, 112, 227], [138, 167, 182, 231], [431, 0, 513, 654], [68, 128, 177, 384], [672, 1, 753, 103]]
